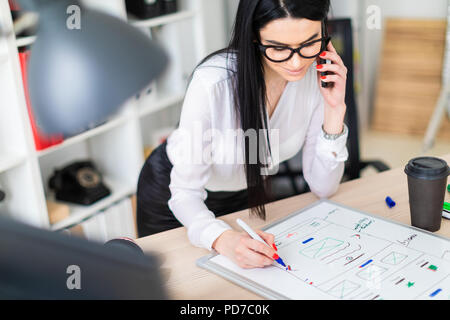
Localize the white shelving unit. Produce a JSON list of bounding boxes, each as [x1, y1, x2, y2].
[[15, 35, 36, 48], [0, 0, 226, 234]]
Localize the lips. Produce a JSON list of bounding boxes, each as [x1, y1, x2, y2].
[[285, 67, 304, 75]]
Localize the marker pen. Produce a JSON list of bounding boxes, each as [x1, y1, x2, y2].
[[236, 218, 287, 268], [443, 202, 450, 220]]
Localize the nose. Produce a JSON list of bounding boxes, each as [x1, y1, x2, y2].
[[286, 52, 303, 70]]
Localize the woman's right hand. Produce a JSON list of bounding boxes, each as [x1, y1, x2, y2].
[[212, 229, 278, 269]]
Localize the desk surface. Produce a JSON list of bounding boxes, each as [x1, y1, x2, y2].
[[136, 154, 450, 299]]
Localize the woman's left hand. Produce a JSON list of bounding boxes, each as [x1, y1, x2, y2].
[[316, 41, 347, 134]]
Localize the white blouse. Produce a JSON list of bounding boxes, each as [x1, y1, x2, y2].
[[166, 53, 348, 250]]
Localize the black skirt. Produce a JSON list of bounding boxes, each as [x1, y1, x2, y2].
[[136, 141, 249, 237]]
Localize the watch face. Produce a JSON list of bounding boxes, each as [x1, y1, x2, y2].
[[76, 168, 101, 188]]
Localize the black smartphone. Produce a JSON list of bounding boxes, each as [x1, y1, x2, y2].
[[319, 58, 333, 88], [319, 36, 333, 89]]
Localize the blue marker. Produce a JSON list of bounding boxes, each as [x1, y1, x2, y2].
[[359, 259, 373, 268], [430, 289, 442, 297], [236, 218, 287, 268], [385, 196, 396, 208]]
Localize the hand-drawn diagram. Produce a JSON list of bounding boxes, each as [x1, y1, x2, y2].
[[299, 237, 345, 259], [205, 201, 450, 300], [381, 252, 408, 265], [357, 264, 388, 281], [328, 280, 360, 299]]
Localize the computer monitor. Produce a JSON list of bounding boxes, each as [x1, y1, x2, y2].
[[0, 215, 168, 299]]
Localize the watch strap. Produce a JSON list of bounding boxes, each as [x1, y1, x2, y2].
[[322, 124, 347, 141]]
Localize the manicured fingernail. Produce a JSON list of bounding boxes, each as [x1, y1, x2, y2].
[[321, 75, 327, 80], [273, 253, 279, 260], [320, 51, 327, 57], [316, 64, 323, 69], [272, 243, 278, 251]]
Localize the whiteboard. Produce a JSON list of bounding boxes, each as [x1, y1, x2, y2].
[[197, 200, 450, 300]]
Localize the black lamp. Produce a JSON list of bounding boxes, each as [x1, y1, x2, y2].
[[19, 0, 168, 136]]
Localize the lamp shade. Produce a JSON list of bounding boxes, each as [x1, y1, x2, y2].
[[22, 0, 168, 135]]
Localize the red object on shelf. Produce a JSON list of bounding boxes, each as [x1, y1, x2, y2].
[[8, 0, 20, 11], [18, 50, 64, 151]]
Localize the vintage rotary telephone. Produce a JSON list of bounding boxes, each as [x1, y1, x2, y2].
[[48, 160, 111, 205]]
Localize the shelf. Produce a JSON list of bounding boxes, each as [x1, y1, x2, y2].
[[1, 0, 212, 231], [37, 113, 131, 157], [138, 92, 185, 117], [0, 53, 8, 64], [16, 36, 37, 48], [50, 178, 136, 231], [0, 153, 27, 174], [129, 10, 195, 29]]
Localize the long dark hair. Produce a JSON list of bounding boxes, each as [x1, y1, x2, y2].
[[188, 0, 330, 220]]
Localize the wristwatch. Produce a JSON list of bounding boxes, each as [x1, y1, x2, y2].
[[322, 124, 347, 141]]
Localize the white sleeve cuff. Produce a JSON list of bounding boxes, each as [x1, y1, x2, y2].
[[201, 220, 232, 251], [315, 124, 349, 169], [186, 213, 232, 251]]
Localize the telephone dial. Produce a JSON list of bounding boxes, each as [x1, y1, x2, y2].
[[49, 160, 111, 205]]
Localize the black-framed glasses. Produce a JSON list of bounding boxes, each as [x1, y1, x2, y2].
[[256, 20, 331, 63]]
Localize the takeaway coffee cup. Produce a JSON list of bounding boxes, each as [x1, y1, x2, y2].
[[404, 157, 450, 232]]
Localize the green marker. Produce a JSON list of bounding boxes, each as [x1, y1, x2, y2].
[[428, 265, 438, 271], [448, 184, 450, 193], [444, 202, 450, 212]]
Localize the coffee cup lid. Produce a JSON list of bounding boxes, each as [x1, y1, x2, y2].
[[404, 157, 450, 180]]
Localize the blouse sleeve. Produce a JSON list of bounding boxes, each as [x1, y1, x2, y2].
[[301, 90, 349, 198], [167, 72, 232, 251]]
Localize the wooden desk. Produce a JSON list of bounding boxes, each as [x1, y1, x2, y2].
[[136, 154, 450, 299]]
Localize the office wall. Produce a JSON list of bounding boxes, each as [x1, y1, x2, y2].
[[201, 0, 228, 53], [224, 0, 240, 40]]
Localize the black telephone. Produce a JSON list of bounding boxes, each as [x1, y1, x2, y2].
[[49, 160, 111, 206], [319, 58, 333, 89], [319, 35, 334, 89]]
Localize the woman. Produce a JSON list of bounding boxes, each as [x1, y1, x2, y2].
[[137, 0, 348, 269]]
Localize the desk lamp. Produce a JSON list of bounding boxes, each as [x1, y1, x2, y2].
[[18, 0, 168, 135], [0, 0, 169, 299]]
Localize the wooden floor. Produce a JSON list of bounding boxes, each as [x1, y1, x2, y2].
[[360, 130, 450, 177]]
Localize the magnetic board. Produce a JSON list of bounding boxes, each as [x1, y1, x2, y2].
[[197, 200, 450, 300]]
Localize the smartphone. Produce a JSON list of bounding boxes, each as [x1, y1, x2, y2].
[[319, 58, 333, 88]]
